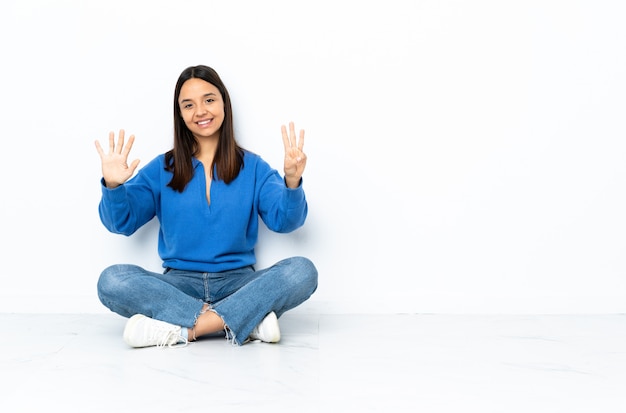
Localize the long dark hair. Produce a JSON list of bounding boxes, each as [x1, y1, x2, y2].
[[165, 65, 244, 192]]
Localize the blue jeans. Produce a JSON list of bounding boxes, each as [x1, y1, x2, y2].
[[97, 256, 318, 345]]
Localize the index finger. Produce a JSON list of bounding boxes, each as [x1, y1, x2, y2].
[[281, 124, 291, 151], [122, 134, 136, 158]]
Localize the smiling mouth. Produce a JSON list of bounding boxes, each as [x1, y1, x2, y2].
[[197, 119, 212, 126]]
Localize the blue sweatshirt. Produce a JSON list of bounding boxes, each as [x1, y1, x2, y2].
[[98, 151, 307, 273]]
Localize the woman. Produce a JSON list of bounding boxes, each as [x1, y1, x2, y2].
[[94, 65, 318, 348]]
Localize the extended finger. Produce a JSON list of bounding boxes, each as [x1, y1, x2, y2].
[[95, 140, 105, 157], [108, 131, 115, 153], [122, 134, 135, 158], [116, 129, 125, 154], [297, 128, 305, 151], [289, 122, 297, 148], [281, 124, 290, 151]]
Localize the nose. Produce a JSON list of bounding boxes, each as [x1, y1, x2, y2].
[[195, 105, 208, 117]]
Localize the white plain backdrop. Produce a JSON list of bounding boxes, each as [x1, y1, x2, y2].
[[0, 0, 625, 314]]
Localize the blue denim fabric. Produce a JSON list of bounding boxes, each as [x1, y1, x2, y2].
[[97, 256, 318, 345]]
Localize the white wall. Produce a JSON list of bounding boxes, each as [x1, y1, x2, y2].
[[1, 0, 625, 314]]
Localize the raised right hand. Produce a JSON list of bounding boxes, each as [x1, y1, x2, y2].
[[94, 129, 140, 188]]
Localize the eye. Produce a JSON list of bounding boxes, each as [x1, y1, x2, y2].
[[205, 98, 214, 104]]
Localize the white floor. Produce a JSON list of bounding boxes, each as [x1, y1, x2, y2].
[[3, 313, 626, 412]]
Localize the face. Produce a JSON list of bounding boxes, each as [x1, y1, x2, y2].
[[178, 78, 225, 140]]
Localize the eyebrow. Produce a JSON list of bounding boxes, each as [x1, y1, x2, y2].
[[179, 93, 217, 104]]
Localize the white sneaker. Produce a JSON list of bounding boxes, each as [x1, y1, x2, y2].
[[249, 311, 281, 343], [123, 314, 188, 348]]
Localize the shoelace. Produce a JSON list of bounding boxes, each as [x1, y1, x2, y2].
[[155, 329, 189, 349]]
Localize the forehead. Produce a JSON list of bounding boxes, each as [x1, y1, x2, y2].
[[179, 78, 220, 100]]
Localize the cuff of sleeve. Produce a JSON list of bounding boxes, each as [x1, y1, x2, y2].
[[285, 178, 305, 203], [100, 178, 127, 202]]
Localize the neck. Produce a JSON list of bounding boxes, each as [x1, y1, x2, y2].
[[195, 136, 218, 162]]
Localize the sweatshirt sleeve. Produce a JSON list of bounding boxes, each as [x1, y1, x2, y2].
[[98, 158, 161, 236], [256, 159, 308, 233]]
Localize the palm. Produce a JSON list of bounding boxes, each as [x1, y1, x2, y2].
[[94, 130, 140, 188]]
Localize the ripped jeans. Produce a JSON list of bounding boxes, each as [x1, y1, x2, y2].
[[97, 256, 318, 345]]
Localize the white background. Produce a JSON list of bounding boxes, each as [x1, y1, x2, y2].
[[0, 0, 625, 314]]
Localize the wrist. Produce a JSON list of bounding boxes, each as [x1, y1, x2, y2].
[[102, 178, 121, 189], [285, 176, 301, 189]]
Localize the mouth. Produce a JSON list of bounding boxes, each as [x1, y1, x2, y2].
[[196, 119, 212, 127]]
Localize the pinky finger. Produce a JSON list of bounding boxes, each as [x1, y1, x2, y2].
[[94, 140, 104, 157]]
